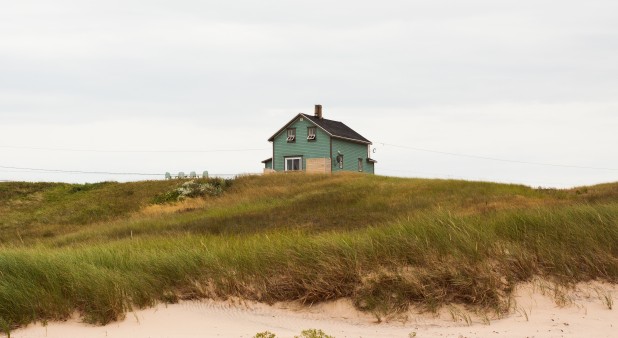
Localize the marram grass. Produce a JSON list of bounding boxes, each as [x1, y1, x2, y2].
[[0, 174, 617, 329], [0, 205, 617, 326]]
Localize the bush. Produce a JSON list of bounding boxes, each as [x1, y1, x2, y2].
[[295, 329, 335, 338], [152, 178, 231, 203], [253, 329, 335, 338]]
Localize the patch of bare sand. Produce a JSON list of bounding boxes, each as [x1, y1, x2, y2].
[[12, 281, 617, 338]]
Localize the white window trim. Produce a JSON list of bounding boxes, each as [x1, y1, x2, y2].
[[285, 157, 303, 171]]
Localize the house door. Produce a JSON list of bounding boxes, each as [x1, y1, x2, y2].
[[285, 157, 302, 171]]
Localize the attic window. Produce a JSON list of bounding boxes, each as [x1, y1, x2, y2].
[[307, 127, 316, 141], [286, 128, 296, 142]]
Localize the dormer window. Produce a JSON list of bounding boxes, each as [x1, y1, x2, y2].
[[307, 127, 316, 141], [286, 128, 296, 142]]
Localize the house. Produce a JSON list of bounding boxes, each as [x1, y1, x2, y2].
[[262, 105, 376, 174]]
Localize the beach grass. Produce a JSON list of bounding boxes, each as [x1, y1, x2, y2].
[[0, 173, 617, 328]]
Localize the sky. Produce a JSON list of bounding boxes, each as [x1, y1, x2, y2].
[[1, 0, 617, 187]]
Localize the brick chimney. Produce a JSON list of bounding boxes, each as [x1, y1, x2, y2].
[[314, 104, 323, 119]]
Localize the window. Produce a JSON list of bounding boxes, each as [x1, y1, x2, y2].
[[337, 154, 343, 169], [307, 127, 316, 141], [285, 157, 302, 171], [286, 128, 296, 142], [358, 158, 363, 172]]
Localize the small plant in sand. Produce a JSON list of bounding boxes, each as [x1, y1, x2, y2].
[[253, 331, 276, 338], [594, 288, 614, 310], [446, 305, 472, 326], [603, 294, 614, 310], [294, 329, 335, 338], [516, 306, 530, 321]]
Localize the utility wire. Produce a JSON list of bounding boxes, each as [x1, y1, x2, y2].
[[3, 142, 616, 180], [0, 145, 267, 153], [0, 165, 243, 177], [0, 165, 161, 176], [378, 168, 564, 188], [2, 142, 614, 171], [376, 142, 618, 171]]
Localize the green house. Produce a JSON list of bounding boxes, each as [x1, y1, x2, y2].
[[262, 105, 376, 174]]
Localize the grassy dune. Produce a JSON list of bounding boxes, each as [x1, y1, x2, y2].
[[0, 174, 617, 329]]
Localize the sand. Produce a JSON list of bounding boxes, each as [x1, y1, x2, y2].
[[11, 281, 617, 338]]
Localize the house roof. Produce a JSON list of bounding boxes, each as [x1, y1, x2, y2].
[[261, 158, 272, 163], [268, 113, 371, 144]]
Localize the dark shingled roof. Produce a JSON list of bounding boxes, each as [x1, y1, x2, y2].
[[267, 113, 372, 144], [304, 115, 371, 144]]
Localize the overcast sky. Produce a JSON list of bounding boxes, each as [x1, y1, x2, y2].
[[1, 0, 617, 187]]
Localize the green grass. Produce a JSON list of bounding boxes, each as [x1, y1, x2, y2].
[[0, 173, 617, 329], [0, 180, 182, 242]]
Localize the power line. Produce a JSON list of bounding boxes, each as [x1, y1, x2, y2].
[[0, 165, 245, 178], [0, 165, 161, 176], [375, 142, 618, 172], [3, 141, 616, 182], [0, 145, 267, 153], [378, 168, 565, 188]]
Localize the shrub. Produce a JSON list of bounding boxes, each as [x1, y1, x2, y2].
[[152, 178, 230, 204], [294, 329, 335, 338]]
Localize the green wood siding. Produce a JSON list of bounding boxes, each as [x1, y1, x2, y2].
[[273, 117, 331, 171], [264, 160, 272, 169], [331, 138, 374, 174]]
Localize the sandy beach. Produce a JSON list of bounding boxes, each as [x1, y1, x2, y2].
[[11, 281, 617, 338]]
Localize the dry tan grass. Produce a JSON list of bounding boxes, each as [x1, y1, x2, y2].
[[136, 198, 209, 218]]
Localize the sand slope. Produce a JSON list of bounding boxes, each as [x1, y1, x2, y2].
[[12, 282, 617, 338]]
